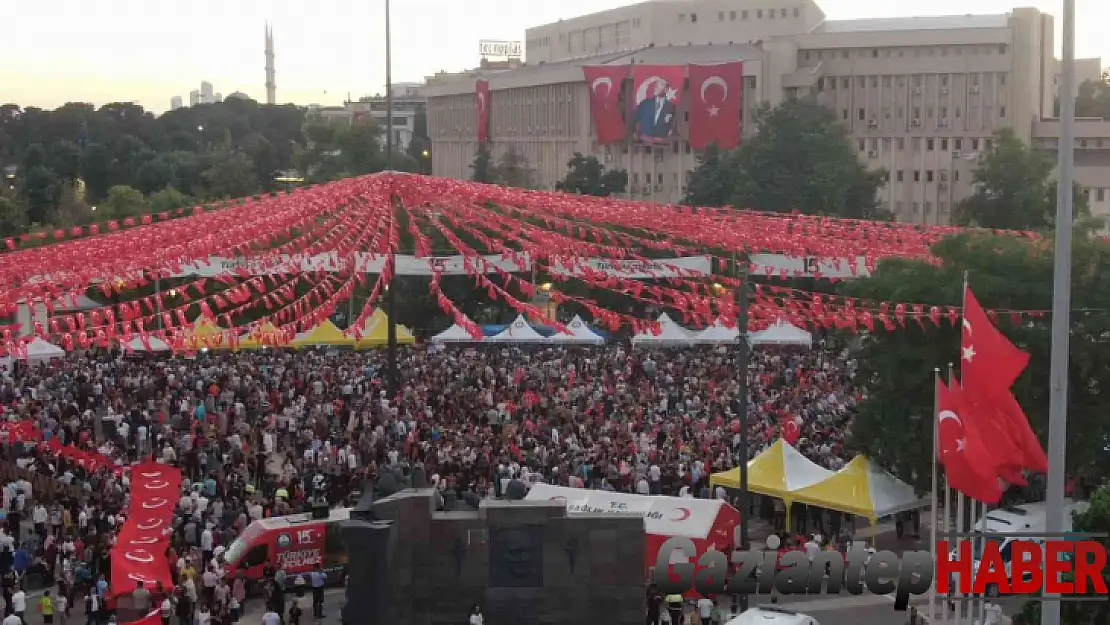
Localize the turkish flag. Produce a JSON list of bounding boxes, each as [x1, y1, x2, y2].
[[476, 80, 490, 143], [936, 378, 1004, 504], [583, 65, 630, 144], [110, 462, 183, 599], [687, 62, 744, 150], [631, 65, 686, 145], [960, 286, 1046, 473], [780, 417, 800, 445]]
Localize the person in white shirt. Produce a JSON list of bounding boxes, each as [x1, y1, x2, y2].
[[804, 536, 820, 561], [11, 588, 26, 619], [696, 595, 715, 625], [261, 611, 281, 625], [2, 613, 19, 625]]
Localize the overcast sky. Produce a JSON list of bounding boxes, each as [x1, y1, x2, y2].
[[1, 0, 1105, 113]]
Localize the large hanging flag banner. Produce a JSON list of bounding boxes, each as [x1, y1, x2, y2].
[[687, 62, 744, 150], [476, 79, 490, 143], [583, 65, 630, 144], [631, 65, 686, 145]]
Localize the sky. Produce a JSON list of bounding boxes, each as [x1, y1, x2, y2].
[[0, 0, 1106, 113]]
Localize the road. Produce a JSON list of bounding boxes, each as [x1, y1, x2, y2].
[[239, 587, 1024, 625]]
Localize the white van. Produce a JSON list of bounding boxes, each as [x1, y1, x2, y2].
[[724, 607, 819, 625], [956, 500, 1089, 597]]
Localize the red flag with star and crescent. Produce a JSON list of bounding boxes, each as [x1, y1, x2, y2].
[[936, 378, 1004, 504], [687, 62, 744, 150], [583, 65, 630, 145], [476, 79, 490, 143], [960, 286, 1047, 474]]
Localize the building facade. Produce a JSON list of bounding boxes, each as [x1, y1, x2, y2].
[[424, 0, 1110, 225], [170, 96, 183, 111], [306, 92, 427, 152]]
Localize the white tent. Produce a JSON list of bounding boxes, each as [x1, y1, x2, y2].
[[124, 336, 172, 352], [486, 315, 546, 343], [430, 323, 481, 343], [21, 338, 64, 363], [749, 320, 812, 347], [692, 317, 740, 344], [631, 313, 694, 347], [547, 315, 605, 345]]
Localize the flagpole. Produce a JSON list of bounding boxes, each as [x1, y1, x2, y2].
[[928, 367, 941, 625], [956, 278, 968, 625], [948, 362, 962, 625]]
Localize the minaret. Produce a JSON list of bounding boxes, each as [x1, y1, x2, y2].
[[265, 22, 276, 105]]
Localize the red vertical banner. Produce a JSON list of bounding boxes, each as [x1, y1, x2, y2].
[[583, 65, 630, 144], [476, 79, 490, 143], [687, 62, 744, 150], [631, 65, 686, 145]]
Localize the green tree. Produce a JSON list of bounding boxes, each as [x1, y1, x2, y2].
[[682, 144, 735, 206], [494, 146, 533, 188], [100, 185, 147, 219], [200, 151, 260, 199], [20, 165, 62, 224], [0, 195, 27, 236], [554, 152, 628, 196], [148, 187, 192, 212], [470, 143, 495, 183], [953, 128, 1091, 231], [730, 98, 888, 217], [842, 233, 1110, 494]]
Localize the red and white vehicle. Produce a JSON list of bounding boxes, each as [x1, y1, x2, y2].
[[221, 507, 352, 585], [524, 483, 741, 596]]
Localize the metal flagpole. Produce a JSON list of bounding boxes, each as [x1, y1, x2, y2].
[[384, 0, 399, 399], [1043, 2, 1076, 625], [928, 367, 941, 625], [948, 362, 962, 625], [734, 267, 751, 613]]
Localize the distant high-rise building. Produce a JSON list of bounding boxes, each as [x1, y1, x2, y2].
[[200, 81, 214, 104], [170, 96, 183, 110], [215, 93, 223, 103], [265, 22, 277, 105], [189, 90, 201, 107]]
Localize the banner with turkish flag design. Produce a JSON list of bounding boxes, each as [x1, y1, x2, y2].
[[687, 62, 744, 150], [631, 65, 686, 145], [583, 65, 630, 144], [780, 416, 800, 445], [936, 378, 1003, 504], [476, 80, 490, 143], [110, 461, 182, 598]]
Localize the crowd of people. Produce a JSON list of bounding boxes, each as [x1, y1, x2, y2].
[[0, 337, 860, 624]]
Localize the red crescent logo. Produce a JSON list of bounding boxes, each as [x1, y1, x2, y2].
[[672, 507, 692, 521]]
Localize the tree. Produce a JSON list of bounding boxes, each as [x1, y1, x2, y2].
[[953, 128, 1091, 231], [148, 187, 192, 212], [470, 143, 495, 183], [100, 185, 147, 219], [200, 151, 260, 199], [842, 232, 1110, 495], [0, 196, 27, 236], [20, 165, 61, 224], [682, 144, 736, 206], [494, 146, 533, 188], [555, 153, 628, 197], [730, 98, 887, 217]]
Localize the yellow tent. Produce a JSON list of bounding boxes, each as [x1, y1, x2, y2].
[[353, 309, 415, 348], [786, 456, 925, 521], [290, 320, 357, 348], [181, 319, 231, 350], [709, 440, 834, 500], [237, 322, 289, 349]]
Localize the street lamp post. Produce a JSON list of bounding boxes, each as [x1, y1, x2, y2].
[[384, 0, 399, 399], [731, 258, 752, 614]]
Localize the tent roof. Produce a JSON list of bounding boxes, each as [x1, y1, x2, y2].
[[692, 318, 740, 344], [486, 315, 546, 342], [181, 319, 231, 349], [290, 320, 356, 347], [21, 338, 64, 360], [524, 483, 730, 539], [124, 336, 172, 352], [789, 456, 926, 519], [548, 315, 605, 345], [749, 320, 812, 347], [430, 323, 480, 343], [354, 309, 415, 347], [709, 440, 833, 498], [632, 313, 695, 346]]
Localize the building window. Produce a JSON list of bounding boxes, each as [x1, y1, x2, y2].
[[858, 139, 866, 152], [719, 11, 725, 20], [999, 106, 1007, 118], [730, 10, 736, 20], [883, 76, 892, 87], [842, 77, 849, 89], [914, 171, 921, 182], [971, 138, 979, 151], [632, 173, 639, 184], [999, 44, 1008, 54], [679, 13, 685, 21], [842, 109, 849, 120], [769, 9, 775, 19], [954, 170, 960, 182], [941, 76, 949, 87], [926, 170, 934, 183], [690, 13, 697, 22], [858, 108, 866, 121], [897, 138, 905, 150], [941, 138, 948, 151], [742, 10, 748, 19], [940, 107, 948, 119], [781, 8, 787, 17], [971, 74, 980, 86], [913, 107, 921, 119], [872, 49, 879, 58], [897, 170, 904, 182], [871, 76, 878, 87], [685, 141, 691, 154], [913, 202, 920, 213], [756, 9, 763, 18], [927, 138, 935, 151], [858, 77, 865, 88], [794, 7, 800, 17], [955, 138, 963, 151], [1099, 189, 1106, 202], [842, 50, 849, 59]]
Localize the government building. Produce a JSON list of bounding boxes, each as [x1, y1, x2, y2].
[[423, 0, 1110, 225]]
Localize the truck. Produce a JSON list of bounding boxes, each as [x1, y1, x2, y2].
[[221, 507, 353, 585]]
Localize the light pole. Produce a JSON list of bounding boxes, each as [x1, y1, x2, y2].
[[731, 258, 751, 614], [1042, 1, 1075, 624], [384, 0, 399, 399]]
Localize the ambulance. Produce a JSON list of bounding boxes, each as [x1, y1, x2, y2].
[[221, 507, 353, 585]]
